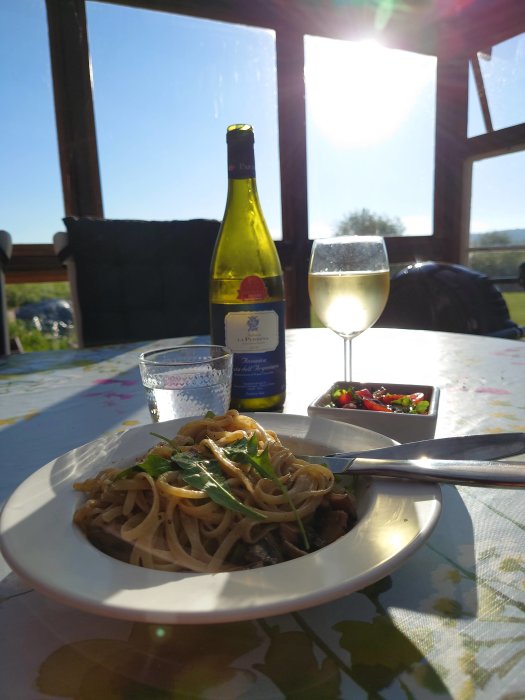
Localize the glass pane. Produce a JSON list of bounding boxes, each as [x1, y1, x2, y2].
[[85, 3, 282, 238], [468, 248, 525, 278], [470, 152, 525, 242], [469, 152, 525, 280], [504, 288, 525, 328], [467, 247, 525, 331], [468, 33, 525, 138], [468, 150, 525, 328], [305, 36, 436, 239], [0, 0, 63, 243]]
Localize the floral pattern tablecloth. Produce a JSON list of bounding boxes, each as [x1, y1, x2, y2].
[[1, 328, 524, 700]]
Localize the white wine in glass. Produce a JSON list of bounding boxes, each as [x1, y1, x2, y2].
[[308, 235, 390, 381]]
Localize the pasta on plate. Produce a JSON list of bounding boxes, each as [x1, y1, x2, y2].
[[73, 410, 357, 573]]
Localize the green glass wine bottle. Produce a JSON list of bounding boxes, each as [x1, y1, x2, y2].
[[210, 124, 286, 411]]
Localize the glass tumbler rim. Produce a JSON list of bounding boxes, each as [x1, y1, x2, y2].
[[139, 344, 232, 368]]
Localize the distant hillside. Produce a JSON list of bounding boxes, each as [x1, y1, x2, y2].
[[471, 229, 525, 246]]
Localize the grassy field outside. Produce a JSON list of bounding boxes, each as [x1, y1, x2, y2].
[[505, 291, 525, 327], [7, 282, 74, 352]]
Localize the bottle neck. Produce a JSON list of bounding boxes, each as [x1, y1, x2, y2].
[[226, 175, 257, 197], [224, 176, 263, 222], [226, 139, 259, 204], [227, 140, 256, 180], [224, 136, 266, 228]]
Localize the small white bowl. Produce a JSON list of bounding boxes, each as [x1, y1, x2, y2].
[[308, 382, 440, 444]]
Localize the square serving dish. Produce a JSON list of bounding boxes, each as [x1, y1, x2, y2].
[[308, 381, 440, 443]]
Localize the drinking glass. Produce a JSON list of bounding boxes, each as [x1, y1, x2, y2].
[[308, 235, 390, 381], [139, 345, 233, 422]]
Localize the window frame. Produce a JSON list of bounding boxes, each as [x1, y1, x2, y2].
[[8, 0, 525, 328]]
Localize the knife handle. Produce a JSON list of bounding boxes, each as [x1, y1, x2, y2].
[[329, 432, 525, 462], [349, 458, 525, 487]]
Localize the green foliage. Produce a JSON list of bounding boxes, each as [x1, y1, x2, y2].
[[468, 232, 524, 279], [469, 249, 524, 277], [8, 319, 71, 352], [336, 208, 405, 237], [6, 282, 70, 309], [474, 231, 511, 247], [7, 282, 74, 352]]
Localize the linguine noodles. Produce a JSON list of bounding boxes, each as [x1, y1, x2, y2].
[[73, 410, 357, 573]]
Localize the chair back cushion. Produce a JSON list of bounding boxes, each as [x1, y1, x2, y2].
[[377, 261, 522, 339], [62, 218, 220, 346]]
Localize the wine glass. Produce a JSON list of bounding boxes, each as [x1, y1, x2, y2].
[[308, 235, 390, 381]]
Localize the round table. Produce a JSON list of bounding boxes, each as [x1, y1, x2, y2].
[[0, 327, 524, 699]]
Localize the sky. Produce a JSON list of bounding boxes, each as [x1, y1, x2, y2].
[[1, 0, 524, 245]]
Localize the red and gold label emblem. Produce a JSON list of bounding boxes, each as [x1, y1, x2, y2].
[[237, 275, 268, 301]]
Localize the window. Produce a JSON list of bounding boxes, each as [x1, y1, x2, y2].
[[85, 3, 282, 238], [468, 33, 525, 137], [468, 153, 525, 279], [0, 0, 63, 243], [305, 36, 436, 239], [467, 31, 525, 287]]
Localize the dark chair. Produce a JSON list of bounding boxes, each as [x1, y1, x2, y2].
[[54, 218, 220, 347], [0, 230, 12, 356], [376, 261, 525, 339]]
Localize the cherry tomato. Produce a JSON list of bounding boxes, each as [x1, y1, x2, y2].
[[363, 398, 391, 412], [355, 388, 373, 399], [332, 389, 353, 407]]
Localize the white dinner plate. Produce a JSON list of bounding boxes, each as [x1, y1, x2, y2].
[[0, 413, 441, 624]]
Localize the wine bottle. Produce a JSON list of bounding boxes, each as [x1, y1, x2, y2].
[[210, 124, 286, 411]]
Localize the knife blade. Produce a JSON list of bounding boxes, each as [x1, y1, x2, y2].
[[300, 455, 525, 487], [323, 432, 525, 461]]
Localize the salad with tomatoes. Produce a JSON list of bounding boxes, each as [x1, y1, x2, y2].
[[329, 384, 430, 414]]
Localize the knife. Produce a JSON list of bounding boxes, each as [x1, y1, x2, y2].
[[323, 432, 525, 461], [300, 455, 525, 487]]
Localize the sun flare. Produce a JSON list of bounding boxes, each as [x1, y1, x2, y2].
[[305, 37, 435, 148]]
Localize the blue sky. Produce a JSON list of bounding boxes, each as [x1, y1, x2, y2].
[[1, 1, 524, 245]]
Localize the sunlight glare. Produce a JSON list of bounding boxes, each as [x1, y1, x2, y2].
[[305, 37, 434, 148]]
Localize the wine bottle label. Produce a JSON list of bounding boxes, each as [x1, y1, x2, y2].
[[228, 161, 255, 179], [225, 310, 278, 352], [211, 301, 286, 399], [227, 139, 255, 180]]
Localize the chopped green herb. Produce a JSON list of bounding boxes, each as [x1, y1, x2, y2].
[[117, 445, 265, 521], [116, 453, 172, 480], [170, 451, 265, 520], [222, 436, 310, 550], [222, 435, 273, 476], [150, 431, 178, 446]]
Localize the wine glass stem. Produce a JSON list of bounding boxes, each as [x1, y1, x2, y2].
[[344, 337, 352, 382]]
